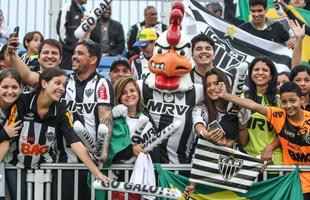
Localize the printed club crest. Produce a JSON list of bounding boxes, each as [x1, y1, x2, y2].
[[85, 88, 94, 98], [46, 131, 56, 142], [218, 155, 243, 181]]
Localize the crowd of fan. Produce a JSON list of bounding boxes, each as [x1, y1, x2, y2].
[[0, 0, 310, 200]]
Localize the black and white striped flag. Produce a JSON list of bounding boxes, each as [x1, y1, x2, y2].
[[183, 0, 292, 75], [190, 139, 263, 193]]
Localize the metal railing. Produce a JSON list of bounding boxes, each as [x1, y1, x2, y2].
[[4, 163, 310, 200]]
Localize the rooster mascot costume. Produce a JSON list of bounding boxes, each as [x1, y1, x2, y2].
[[138, 2, 203, 164]]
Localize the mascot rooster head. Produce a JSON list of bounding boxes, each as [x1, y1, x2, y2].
[[146, 2, 193, 93]]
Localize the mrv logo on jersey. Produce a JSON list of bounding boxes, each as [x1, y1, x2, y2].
[[147, 100, 189, 115], [63, 100, 97, 114]]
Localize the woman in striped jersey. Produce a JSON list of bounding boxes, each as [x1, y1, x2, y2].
[[192, 68, 240, 147], [4, 68, 109, 200], [186, 68, 242, 197]]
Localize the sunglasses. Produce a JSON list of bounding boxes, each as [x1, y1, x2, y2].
[[83, 39, 98, 53]]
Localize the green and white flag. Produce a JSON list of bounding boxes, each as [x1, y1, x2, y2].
[[155, 164, 303, 200], [156, 163, 303, 200]]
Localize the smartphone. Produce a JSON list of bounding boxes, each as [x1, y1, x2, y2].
[[13, 26, 19, 38], [207, 120, 225, 135], [11, 26, 20, 48]]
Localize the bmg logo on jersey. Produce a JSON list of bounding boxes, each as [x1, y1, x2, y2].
[[21, 143, 49, 156]]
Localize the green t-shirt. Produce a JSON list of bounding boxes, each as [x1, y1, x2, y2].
[[244, 93, 283, 165]]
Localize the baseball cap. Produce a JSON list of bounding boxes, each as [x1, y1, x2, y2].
[[110, 57, 131, 72], [133, 28, 158, 47]]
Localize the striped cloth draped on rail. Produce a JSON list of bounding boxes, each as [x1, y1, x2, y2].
[[190, 139, 262, 194]]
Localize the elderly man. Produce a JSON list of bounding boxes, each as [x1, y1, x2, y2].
[[127, 6, 167, 58]]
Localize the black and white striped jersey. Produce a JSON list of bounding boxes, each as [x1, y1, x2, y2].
[[60, 72, 113, 162], [190, 68, 203, 85], [9, 93, 80, 169], [131, 53, 150, 80], [192, 104, 226, 128], [139, 81, 203, 164], [190, 66, 233, 86]]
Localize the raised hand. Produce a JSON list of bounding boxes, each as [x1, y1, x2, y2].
[[7, 33, 19, 55], [289, 19, 305, 40], [216, 82, 227, 98]]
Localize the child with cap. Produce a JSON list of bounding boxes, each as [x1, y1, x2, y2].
[[131, 28, 158, 80]]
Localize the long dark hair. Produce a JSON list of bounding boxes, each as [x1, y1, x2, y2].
[[34, 68, 66, 93], [0, 69, 22, 86], [247, 56, 278, 106], [203, 68, 231, 122]]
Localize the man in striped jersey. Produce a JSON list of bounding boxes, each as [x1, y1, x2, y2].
[[62, 39, 113, 162], [59, 39, 113, 200], [6, 36, 114, 162], [138, 2, 204, 164], [190, 33, 216, 85]]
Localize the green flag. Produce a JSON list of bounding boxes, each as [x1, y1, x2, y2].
[[155, 164, 303, 200], [95, 117, 131, 200]]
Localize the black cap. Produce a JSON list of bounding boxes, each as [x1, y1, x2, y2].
[[0, 44, 7, 61], [110, 57, 131, 72]]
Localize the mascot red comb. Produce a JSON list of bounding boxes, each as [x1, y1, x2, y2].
[[139, 2, 203, 164]]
